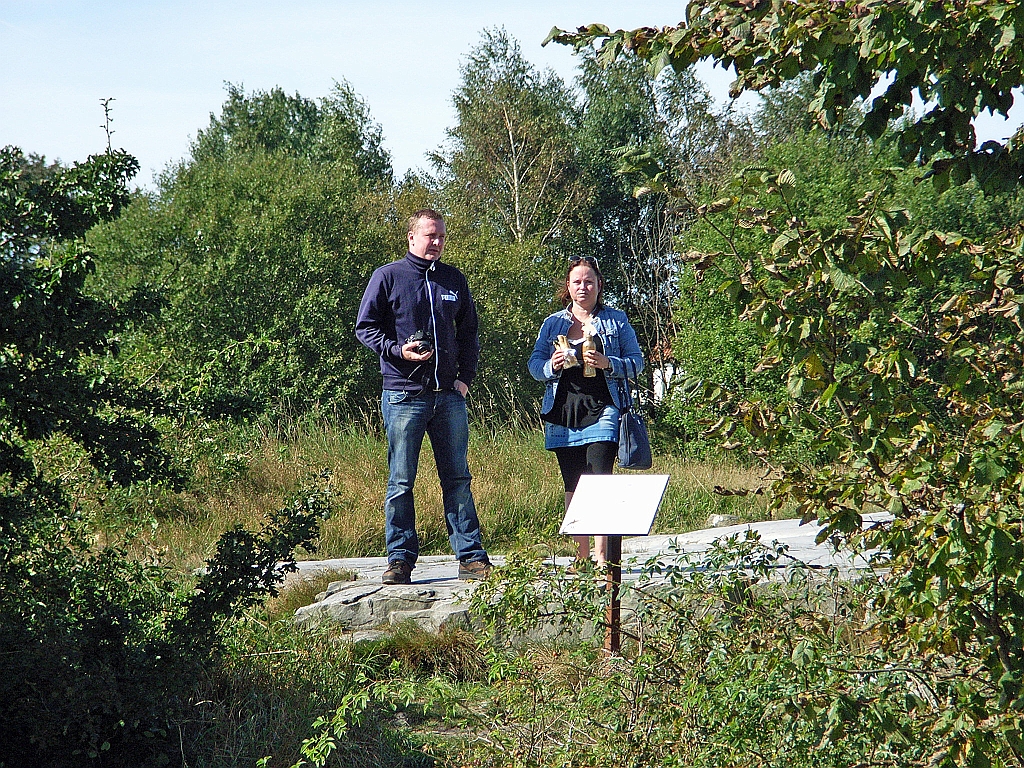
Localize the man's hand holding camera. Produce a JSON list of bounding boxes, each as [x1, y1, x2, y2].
[[402, 330, 433, 362], [401, 340, 433, 362], [401, 330, 468, 398]]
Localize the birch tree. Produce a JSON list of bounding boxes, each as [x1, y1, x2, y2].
[[435, 28, 591, 247]]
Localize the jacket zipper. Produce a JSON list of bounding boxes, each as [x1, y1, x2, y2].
[[427, 263, 441, 390]]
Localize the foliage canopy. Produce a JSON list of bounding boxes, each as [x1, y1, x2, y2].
[[1, 145, 320, 765], [544, 1, 1024, 763], [89, 84, 400, 416], [435, 28, 590, 247], [548, 0, 1024, 193]]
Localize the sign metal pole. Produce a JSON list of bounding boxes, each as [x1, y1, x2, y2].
[[558, 474, 670, 658], [604, 534, 622, 654]]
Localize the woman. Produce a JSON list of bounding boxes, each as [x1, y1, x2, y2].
[[528, 256, 644, 566]]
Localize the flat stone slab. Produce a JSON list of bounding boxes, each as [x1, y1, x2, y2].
[[290, 555, 510, 637], [290, 553, 508, 587], [625, 512, 887, 574], [290, 513, 888, 635], [294, 581, 476, 634]]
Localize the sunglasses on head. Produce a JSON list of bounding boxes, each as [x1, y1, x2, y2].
[[569, 256, 600, 269]]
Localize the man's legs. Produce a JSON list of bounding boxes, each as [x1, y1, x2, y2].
[[382, 390, 430, 568], [427, 390, 488, 563]]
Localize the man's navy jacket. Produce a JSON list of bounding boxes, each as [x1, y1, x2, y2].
[[355, 252, 479, 393]]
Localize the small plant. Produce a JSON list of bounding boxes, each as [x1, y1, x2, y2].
[[440, 533, 929, 768], [254, 623, 486, 768], [356, 621, 488, 684]]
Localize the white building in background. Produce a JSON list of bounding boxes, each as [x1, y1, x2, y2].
[[652, 361, 679, 401]]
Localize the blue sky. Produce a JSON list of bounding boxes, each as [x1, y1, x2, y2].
[[3, 1, 1021, 189]]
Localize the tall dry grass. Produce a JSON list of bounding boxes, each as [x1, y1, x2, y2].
[[84, 408, 770, 574]]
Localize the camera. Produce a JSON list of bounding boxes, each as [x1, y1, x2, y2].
[[405, 330, 433, 354]]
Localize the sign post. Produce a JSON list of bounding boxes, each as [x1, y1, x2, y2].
[[604, 534, 622, 653], [559, 474, 670, 655]]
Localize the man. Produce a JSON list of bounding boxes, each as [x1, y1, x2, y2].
[[355, 209, 491, 585]]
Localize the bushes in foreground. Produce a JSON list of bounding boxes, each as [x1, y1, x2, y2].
[[285, 533, 1007, 768], [0, 146, 322, 766]]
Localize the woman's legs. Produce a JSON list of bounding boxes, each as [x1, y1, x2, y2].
[[555, 442, 618, 563], [585, 442, 617, 563], [555, 448, 589, 559]]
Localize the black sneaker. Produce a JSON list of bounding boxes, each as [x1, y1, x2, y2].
[[382, 560, 412, 585], [458, 558, 492, 581]]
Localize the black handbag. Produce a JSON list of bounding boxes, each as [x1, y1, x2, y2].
[[617, 361, 652, 470]]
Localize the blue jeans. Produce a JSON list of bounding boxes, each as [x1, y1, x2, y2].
[[381, 389, 487, 568]]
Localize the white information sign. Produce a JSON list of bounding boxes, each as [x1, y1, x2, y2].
[[559, 474, 670, 536]]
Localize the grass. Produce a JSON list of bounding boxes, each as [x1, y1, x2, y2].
[[653, 458, 772, 532], [184, 618, 462, 767], [39, 409, 799, 767], [73, 409, 771, 574]]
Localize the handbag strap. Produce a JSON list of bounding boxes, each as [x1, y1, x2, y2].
[[620, 358, 637, 412]]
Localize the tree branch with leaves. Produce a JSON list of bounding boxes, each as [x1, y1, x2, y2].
[[547, 0, 1024, 193]]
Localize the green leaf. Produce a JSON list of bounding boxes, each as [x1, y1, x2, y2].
[[975, 456, 1007, 484], [982, 420, 1006, 440], [542, 26, 568, 46], [996, 24, 1016, 51], [985, 527, 1015, 565], [787, 374, 806, 399], [706, 196, 737, 214], [805, 354, 825, 380], [772, 230, 801, 256], [829, 266, 859, 293], [791, 639, 815, 668]]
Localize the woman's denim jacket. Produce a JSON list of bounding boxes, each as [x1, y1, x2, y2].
[[528, 305, 644, 415]]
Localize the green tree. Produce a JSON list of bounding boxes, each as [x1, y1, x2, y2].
[[573, 5, 1022, 456], [903, 174, 1024, 241], [550, 1, 1024, 761], [576, 51, 750, 403], [623, 81, 889, 454], [548, 0, 1024, 193], [687, 168, 1024, 764], [441, 232, 556, 415], [435, 28, 591, 249], [1, 144, 320, 766], [192, 81, 392, 183], [89, 83, 398, 416], [427, 30, 600, 412], [0, 146, 164, 498], [576, 53, 679, 397]]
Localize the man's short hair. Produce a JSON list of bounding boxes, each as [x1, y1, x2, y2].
[[408, 208, 444, 234]]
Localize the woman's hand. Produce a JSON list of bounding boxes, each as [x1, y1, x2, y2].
[[584, 349, 610, 371], [551, 349, 567, 372]]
